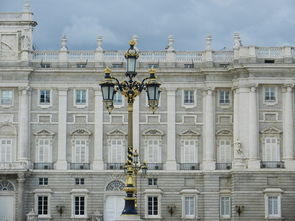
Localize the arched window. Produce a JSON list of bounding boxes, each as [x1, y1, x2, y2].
[[0, 180, 14, 191], [105, 180, 125, 191]]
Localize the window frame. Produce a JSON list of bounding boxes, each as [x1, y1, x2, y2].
[[71, 189, 88, 218], [217, 139, 232, 163], [108, 138, 126, 163], [180, 189, 199, 219], [144, 137, 162, 164], [0, 138, 13, 162], [264, 188, 283, 219], [263, 86, 278, 105], [74, 89, 88, 108], [144, 189, 163, 219], [218, 89, 231, 107], [0, 89, 13, 107], [72, 138, 89, 163], [34, 190, 52, 219], [182, 89, 196, 108], [220, 195, 231, 218], [38, 89, 52, 108], [181, 138, 198, 164]]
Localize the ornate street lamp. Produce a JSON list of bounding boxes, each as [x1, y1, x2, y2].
[[99, 40, 161, 217]]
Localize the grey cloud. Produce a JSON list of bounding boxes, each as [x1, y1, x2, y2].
[[1, 0, 295, 50]]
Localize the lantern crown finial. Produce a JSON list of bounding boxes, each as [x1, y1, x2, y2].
[[148, 68, 156, 75], [104, 67, 112, 74], [129, 39, 136, 46]]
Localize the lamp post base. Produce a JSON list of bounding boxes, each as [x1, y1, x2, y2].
[[115, 215, 142, 221]]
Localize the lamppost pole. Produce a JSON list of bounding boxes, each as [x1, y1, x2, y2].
[[99, 40, 161, 218]]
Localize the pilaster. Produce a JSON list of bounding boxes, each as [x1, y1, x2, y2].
[[248, 86, 260, 169], [18, 87, 30, 162], [17, 173, 25, 221], [283, 85, 295, 169], [203, 88, 215, 170], [56, 89, 68, 170], [93, 90, 104, 170], [166, 88, 177, 170]]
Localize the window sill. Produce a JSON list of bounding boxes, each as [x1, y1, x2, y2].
[[71, 216, 89, 219], [74, 104, 88, 109], [264, 101, 277, 105], [264, 217, 283, 221], [114, 104, 124, 108], [182, 104, 196, 109], [144, 216, 162, 219], [38, 104, 52, 109], [37, 215, 52, 219], [0, 104, 13, 108]]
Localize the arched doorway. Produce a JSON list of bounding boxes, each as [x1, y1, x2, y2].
[[104, 180, 125, 221], [0, 180, 15, 221]]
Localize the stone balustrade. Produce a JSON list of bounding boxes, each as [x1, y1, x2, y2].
[[28, 46, 294, 63]]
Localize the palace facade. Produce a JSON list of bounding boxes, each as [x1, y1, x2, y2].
[[1, 3, 295, 221]]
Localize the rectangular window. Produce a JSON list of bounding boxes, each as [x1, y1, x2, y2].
[[183, 90, 194, 105], [263, 137, 279, 161], [184, 64, 194, 68], [39, 177, 48, 185], [264, 87, 276, 102], [41, 63, 50, 68], [148, 178, 157, 186], [75, 178, 85, 185], [37, 195, 48, 215], [74, 139, 88, 163], [110, 139, 125, 163], [76, 64, 86, 68], [148, 64, 159, 69], [0, 139, 12, 162], [37, 139, 51, 163], [184, 196, 195, 217], [74, 196, 85, 215], [39, 90, 51, 105], [75, 89, 87, 105], [220, 196, 231, 217], [112, 63, 123, 68], [218, 140, 231, 163], [219, 90, 230, 105], [268, 196, 279, 216], [113, 92, 123, 106], [1, 90, 13, 105], [146, 139, 161, 163], [148, 196, 158, 215], [182, 139, 197, 163]]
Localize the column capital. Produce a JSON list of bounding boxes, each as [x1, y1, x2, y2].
[[282, 84, 294, 93], [202, 87, 214, 96], [18, 86, 30, 95], [17, 173, 25, 183]]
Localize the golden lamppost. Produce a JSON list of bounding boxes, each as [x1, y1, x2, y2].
[[99, 40, 161, 217]]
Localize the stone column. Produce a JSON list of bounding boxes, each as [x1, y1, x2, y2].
[[56, 89, 68, 170], [93, 90, 104, 170], [283, 85, 295, 168], [203, 88, 215, 170], [133, 98, 140, 154], [166, 88, 177, 170], [248, 86, 260, 168], [17, 173, 25, 221], [233, 88, 239, 142], [18, 87, 29, 162]]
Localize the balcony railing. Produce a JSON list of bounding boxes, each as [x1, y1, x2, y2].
[[33, 163, 54, 170], [260, 161, 285, 169], [216, 163, 232, 170], [179, 163, 200, 170], [0, 162, 28, 170], [69, 163, 90, 170], [147, 163, 163, 170], [106, 163, 125, 170]]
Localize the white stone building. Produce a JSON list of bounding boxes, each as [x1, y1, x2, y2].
[[0, 3, 295, 221]]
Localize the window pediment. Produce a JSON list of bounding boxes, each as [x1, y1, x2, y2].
[[71, 128, 92, 136], [0, 123, 17, 136], [107, 129, 127, 136], [143, 129, 164, 136], [179, 129, 200, 136], [216, 129, 232, 136], [34, 129, 55, 137], [260, 127, 282, 134]]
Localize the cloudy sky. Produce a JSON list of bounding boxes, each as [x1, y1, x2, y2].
[[1, 0, 295, 51]]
